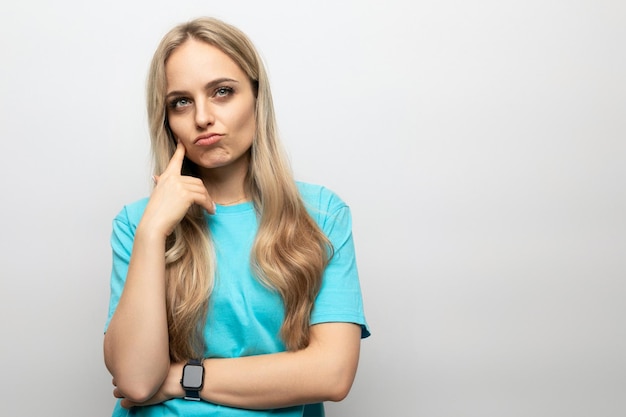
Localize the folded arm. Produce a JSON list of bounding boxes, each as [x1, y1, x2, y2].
[[116, 322, 362, 410]]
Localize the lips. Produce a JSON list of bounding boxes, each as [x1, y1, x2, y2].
[[194, 133, 223, 146]]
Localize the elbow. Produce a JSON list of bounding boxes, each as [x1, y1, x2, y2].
[[107, 369, 166, 404], [323, 365, 357, 402], [312, 343, 360, 402], [115, 381, 160, 404], [103, 335, 169, 403], [326, 377, 354, 402], [103, 342, 166, 403]]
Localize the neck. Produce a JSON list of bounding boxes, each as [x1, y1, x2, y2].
[[198, 155, 249, 205]]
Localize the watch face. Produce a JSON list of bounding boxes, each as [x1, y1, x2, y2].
[[182, 364, 204, 389]]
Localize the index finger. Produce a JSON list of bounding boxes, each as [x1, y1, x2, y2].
[[164, 141, 186, 174]]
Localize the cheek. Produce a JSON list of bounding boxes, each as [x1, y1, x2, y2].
[[233, 103, 256, 138], [166, 115, 188, 139]]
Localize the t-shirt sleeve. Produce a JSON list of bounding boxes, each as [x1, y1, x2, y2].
[[103, 207, 135, 333], [310, 201, 371, 338]]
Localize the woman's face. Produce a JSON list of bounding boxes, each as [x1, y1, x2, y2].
[[164, 38, 256, 176]]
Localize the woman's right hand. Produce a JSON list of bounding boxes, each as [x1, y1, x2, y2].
[[139, 141, 215, 238]]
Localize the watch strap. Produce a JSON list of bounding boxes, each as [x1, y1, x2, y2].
[[184, 389, 201, 401]]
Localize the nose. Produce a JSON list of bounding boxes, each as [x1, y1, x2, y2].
[[194, 100, 214, 129]]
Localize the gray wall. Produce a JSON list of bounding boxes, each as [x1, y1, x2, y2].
[[1, 1, 624, 416]]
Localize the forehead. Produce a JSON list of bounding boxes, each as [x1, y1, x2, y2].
[[165, 38, 246, 89]]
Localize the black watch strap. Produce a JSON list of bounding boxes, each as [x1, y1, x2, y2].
[[184, 389, 201, 401]]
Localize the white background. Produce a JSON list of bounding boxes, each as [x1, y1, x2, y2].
[[1, 1, 624, 416]]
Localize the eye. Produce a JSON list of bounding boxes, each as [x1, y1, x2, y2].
[[169, 97, 192, 110], [214, 86, 233, 98]]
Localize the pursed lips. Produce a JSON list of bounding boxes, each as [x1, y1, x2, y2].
[[194, 133, 223, 146]]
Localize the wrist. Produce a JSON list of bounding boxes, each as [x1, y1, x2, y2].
[[165, 362, 186, 399], [135, 221, 169, 243]]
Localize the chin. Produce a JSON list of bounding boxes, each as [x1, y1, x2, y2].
[[188, 151, 230, 168], [196, 158, 238, 172]]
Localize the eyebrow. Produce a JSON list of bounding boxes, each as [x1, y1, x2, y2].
[[165, 78, 239, 99]]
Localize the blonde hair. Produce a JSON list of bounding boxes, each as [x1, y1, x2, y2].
[[147, 17, 332, 361]]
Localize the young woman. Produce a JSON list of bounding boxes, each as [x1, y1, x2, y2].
[[103, 17, 370, 416]]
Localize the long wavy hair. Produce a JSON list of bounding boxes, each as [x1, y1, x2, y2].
[[146, 17, 332, 361]]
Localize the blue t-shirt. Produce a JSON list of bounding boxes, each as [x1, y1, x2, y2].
[[105, 182, 370, 416]]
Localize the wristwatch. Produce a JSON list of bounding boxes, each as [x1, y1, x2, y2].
[[180, 359, 204, 401]]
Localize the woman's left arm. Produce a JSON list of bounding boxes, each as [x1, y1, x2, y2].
[[201, 322, 362, 409], [115, 322, 361, 409]]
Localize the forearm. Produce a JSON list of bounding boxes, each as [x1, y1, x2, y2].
[[104, 226, 170, 401], [200, 323, 361, 409], [201, 353, 349, 408]]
